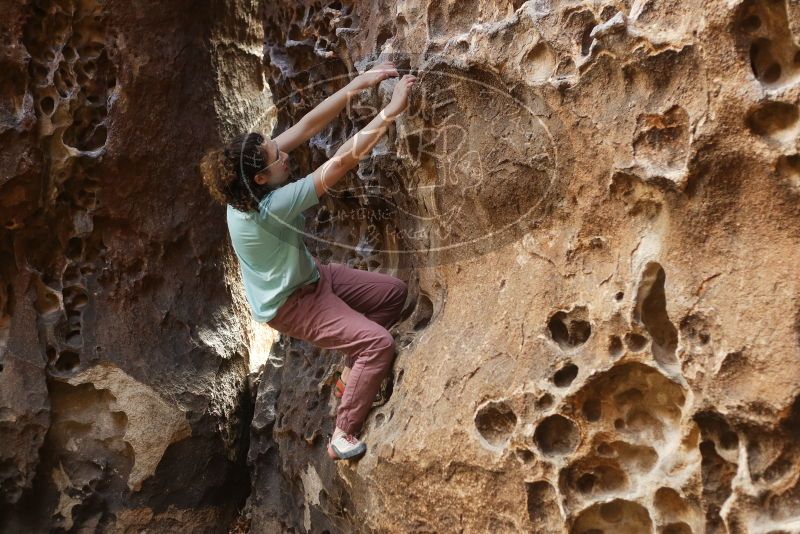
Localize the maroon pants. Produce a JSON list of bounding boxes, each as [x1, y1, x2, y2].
[[267, 256, 408, 435]]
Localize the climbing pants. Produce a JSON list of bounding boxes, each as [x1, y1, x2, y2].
[[267, 256, 408, 435]]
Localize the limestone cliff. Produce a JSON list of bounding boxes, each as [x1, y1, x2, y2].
[[2, 0, 800, 533], [1, 0, 257, 531], [245, 0, 800, 533]]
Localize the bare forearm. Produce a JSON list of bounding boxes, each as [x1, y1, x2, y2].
[[313, 110, 393, 196], [301, 79, 361, 135], [332, 109, 395, 168]]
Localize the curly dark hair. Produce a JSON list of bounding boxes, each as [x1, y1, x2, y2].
[[200, 132, 280, 212]]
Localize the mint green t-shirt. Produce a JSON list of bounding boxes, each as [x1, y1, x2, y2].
[[226, 173, 321, 323]]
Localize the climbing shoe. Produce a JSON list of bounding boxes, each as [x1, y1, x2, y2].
[[327, 428, 366, 460]]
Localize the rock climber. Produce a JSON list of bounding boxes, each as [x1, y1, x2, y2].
[[200, 61, 417, 461]]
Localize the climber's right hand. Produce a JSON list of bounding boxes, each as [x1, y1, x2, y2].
[[384, 74, 417, 119]]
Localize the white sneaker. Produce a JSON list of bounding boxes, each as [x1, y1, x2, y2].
[[327, 427, 366, 460]]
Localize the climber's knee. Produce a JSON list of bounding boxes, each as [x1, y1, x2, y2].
[[395, 280, 408, 306], [373, 329, 396, 357]]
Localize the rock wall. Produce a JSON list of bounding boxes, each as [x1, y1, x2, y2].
[[3, 0, 800, 533], [0, 0, 265, 531], [245, 0, 800, 533]]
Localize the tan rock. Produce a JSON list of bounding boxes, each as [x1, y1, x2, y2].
[[65, 362, 191, 491]]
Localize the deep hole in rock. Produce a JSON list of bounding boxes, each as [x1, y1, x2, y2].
[[634, 263, 678, 368], [776, 154, 800, 190], [55, 350, 80, 372], [654, 486, 688, 517], [534, 414, 579, 456], [64, 119, 108, 152], [475, 400, 516, 447], [547, 308, 591, 350], [553, 363, 579, 387], [31, 62, 49, 83], [577, 472, 597, 493], [376, 26, 393, 50], [571, 499, 652, 534], [608, 335, 624, 357], [720, 431, 739, 450], [63, 285, 87, 307], [67, 309, 81, 329], [412, 294, 433, 331], [762, 62, 781, 83], [746, 101, 799, 142], [580, 25, 594, 55], [749, 39, 778, 83], [320, 384, 331, 400], [40, 96, 55, 114], [380, 371, 395, 403], [536, 393, 554, 409], [744, 16, 799, 88], [303, 428, 317, 444], [524, 42, 555, 83], [695, 410, 740, 457], [582, 398, 601, 422], [568, 462, 628, 497], [596, 442, 614, 456], [623, 333, 647, 352], [516, 448, 534, 463], [699, 439, 736, 531]]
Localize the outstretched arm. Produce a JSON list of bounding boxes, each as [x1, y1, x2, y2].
[[310, 73, 417, 199], [273, 61, 400, 153]]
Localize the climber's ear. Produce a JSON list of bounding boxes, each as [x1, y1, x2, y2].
[[254, 170, 269, 185]]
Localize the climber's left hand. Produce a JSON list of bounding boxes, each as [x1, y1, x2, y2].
[[351, 61, 399, 90]]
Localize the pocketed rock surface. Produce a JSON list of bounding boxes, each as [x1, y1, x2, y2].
[[0, 0, 260, 531], [3, 0, 800, 533]]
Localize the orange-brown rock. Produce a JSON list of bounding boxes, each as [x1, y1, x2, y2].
[[3, 0, 800, 532]]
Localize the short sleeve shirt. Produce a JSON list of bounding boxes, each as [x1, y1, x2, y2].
[[226, 173, 321, 323]]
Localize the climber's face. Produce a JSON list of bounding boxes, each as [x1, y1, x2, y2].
[[254, 136, 289, 187]]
